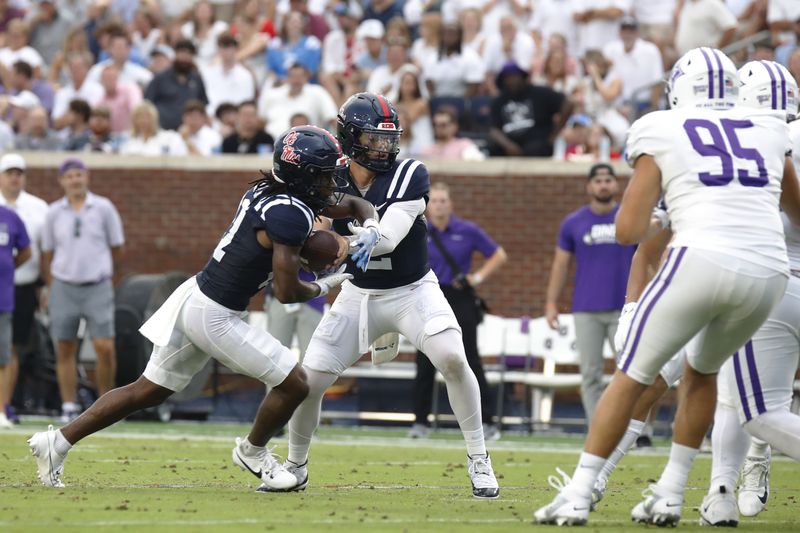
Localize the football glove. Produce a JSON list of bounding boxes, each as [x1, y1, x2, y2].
[[614, 301, 638, 353], [313, 265, 353, 296], [348, 218, 381, 271]]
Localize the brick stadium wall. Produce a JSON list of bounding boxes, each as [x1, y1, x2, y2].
[[20, 154, 629, 317]]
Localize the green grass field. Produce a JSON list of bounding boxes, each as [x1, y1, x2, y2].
[[1, 421, 799, 532]]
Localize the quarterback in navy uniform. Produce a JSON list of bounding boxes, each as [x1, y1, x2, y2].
[[283, 93, 500, 499], [28, 126, 381, 491]]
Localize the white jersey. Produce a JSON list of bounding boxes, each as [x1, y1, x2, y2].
[[626, 107, 791, 274]]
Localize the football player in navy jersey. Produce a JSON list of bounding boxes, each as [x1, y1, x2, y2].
[[28, 126, 382, 491], [282, 93, 500, 499]]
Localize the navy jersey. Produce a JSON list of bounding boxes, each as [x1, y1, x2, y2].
[[333, 158, 430, 289], [197, 185, 315, 311]]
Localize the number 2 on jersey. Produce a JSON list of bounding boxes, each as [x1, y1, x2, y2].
[[683, 118, 768, 187], [213, 197, 251, 262]]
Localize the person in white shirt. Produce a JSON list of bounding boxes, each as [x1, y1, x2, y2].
[[632, 0, 676, 52], [529, 0, 580, 58], [181, 0, 229, 69], [0, 153, 48, 426], [366, 38, 412, 96], [768, 0, 800, 46], [120, 101, 188, 156], [601, 16, 664, 113], [200, 33, 256, 118], [482, 15, 536, 93], [423, 22, 485, 98], [86, 31, 153, 90], [674, 0, 737, 57], [131, 7, 162, 61], [0, 19, 44, 76], [178, 99, 222, 155], [258, 64, 338, 140], [51, 52, 104, 129], [320, 2, 364, 106], [572, 0, 632, 57]]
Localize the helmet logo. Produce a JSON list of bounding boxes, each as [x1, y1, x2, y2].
[[281, 130, 301, 165], [377, 122, 397, 130]]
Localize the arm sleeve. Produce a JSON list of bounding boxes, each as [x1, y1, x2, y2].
[[104, 200, 126, 247], [556, 217, 575, 253], [625, 112, 661, 167], [261, 202, 313, 246], [13, 212, 29, 250], [371, 198, 426, 256], [41, 208, 55, 253], [387, 159, 430, 202], [468, 221, 500, 257]]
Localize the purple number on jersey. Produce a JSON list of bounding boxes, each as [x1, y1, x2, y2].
[[683, 118, 768, 187]]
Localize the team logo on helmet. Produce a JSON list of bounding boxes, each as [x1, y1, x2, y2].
[[280, 130, 301, 165]]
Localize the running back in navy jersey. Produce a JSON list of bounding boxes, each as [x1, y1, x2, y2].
[[197, 184, 315, 311], [332, 158, 430, 289]]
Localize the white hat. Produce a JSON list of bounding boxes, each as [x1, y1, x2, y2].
[[356, 19, 385, 40], [8, 90, 40, 110], [0, 153, 25, 173]]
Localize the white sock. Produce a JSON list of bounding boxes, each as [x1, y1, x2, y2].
[[709, 403, 750, 491], [287, 368, 337, 465], [54, 429, 73, 456], [657, 442, 699, 495], [422, 330, 486, 457], [745, 410, 800, 461], [746, 436, 770, 459], [240, 436, 265, 456], [598, 419, 646, 483], [564, 452, 605, 501]]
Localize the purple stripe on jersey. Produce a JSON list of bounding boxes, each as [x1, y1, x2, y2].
[[621, 247, 688, 373], [761, 60, 778, 110], [776, 62, 788, 110], [733, 351, 753, 421], [700, 48, 715, 99], [744, 340, 767, 416], [711, 49, 724, 100]]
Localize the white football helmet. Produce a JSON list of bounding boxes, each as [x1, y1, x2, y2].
[[738, 60, 799, 121], [667, 47, 738, 110]]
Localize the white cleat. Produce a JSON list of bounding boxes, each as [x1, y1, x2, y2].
[[699, 485, 738, 527], [533, 467, 590, 526], [258, 459, 308, 493], [631, 484, 683, 527], [231, 437, 297, 491], [28, 425, 67, 488], [738, 454, 770, 517], [591, 476, 607, 511], [406, 423, 429, 439], [468, 454, 500, 499], [0, 412, 13, 429]]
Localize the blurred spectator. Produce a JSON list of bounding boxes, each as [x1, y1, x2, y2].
[[411, 11, 442, 68], [532, 39, 580, 94], [529, 0, 579, 57], [145, 39, 208, 130], [201, 33, 256, 118], [148, 44, 174, 75], [460, 8, 486, 56], [131, 7, 163, 61], [46, 27, 91, 87], [57, 0, 90, 29], [52, 52, 104, 130], [0, 0, 23, 33], [675, 0, 737, 56], [281, 0, 329, 42], [120, 101, 188, 155], [178, 99, 222, 155], [62, 99, 92, 151], [364, 0, 403, 27], [789, 48, 800, 86], [289, 111, 310, 126], [776, 17, 800, 66], [632, 0, 676, 56], [2, 60, 54, 115], [233, 13, 271, 87], [424, 22, 485, 98], [488, 62, 570, 156], [213, 101, 238, 138], [97, 64, 143, 134], [27, 0, 72, 67], [94, 21, 147, 68], [601, 16, 664, 113], [389, 66, 433, 156], [87, 30, 154, 89], [385, 16, 412, 44], [221, 100, 275, 154], [320, 2, 365, 106], [2, 89, 39, 133], [572, 0, 631, 57], [182, 0, 229, 68], [553, 113, 615, 162], [159, 0, 198, 20], [41, 157, 124, 422], [0, 110, 12, 148], [258, 63, 337, 139], [0, 153, 47, 426], [768, 0, 800, 46], [83, 106, 125, 153], [482, 16, 536, 94], [266, 10, 322, 83], [14, 105, 62, 151], [0, 20, 44, 76], [575, 50, 628, 151], [420, 107, 486, 160], [751, 39, 775, 61], [366, 37, 411, 95], [354, 19, 387, 80], [402, 0, 430, 27]]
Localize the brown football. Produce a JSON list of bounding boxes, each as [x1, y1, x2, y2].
[[300, 229, 342, 272]]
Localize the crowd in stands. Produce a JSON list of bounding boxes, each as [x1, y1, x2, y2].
[[0, 0, 796, 162]]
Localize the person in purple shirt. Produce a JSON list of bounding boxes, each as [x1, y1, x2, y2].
[[544, 163, 635, 425], [409, 182, 508, 440], [0, 204, 30, 429]]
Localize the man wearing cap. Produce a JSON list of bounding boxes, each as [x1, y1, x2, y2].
[[354, 19, 386, 83], [0, 153, 46, 425], [544, 163, 635, 423], [41, 158, 125, 422], [145, 39, 208, 131], [148, 45, 174, 75]]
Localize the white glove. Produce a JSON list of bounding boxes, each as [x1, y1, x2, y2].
[[614, 302, 638, 353], [652, 205, 670, 230], [348, 218, 381, 271], [312, 265, 353, 296]]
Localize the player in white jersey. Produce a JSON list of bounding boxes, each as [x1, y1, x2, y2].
[[535, 48, 800, 527]]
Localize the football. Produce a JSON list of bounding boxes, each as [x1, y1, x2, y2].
[[300, 229, 342, 273]]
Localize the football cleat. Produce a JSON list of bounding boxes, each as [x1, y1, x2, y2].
[[591, 475, 607, 511], [232, 437, 297, 491], [28, 425, 67, 488], [467, 454, 500, 499], [738, 453, 770, 517], [631, 484, 683, 527], [534, 467, 590, 526], [699, 485, 738, 527], [257, 459, 308, 493], [406, 423, 429, 439], [0, 412, 13, 429]]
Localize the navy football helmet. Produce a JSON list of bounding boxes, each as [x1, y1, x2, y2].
[[272, 125, 348, 213], [337, 92, 403, 173]]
